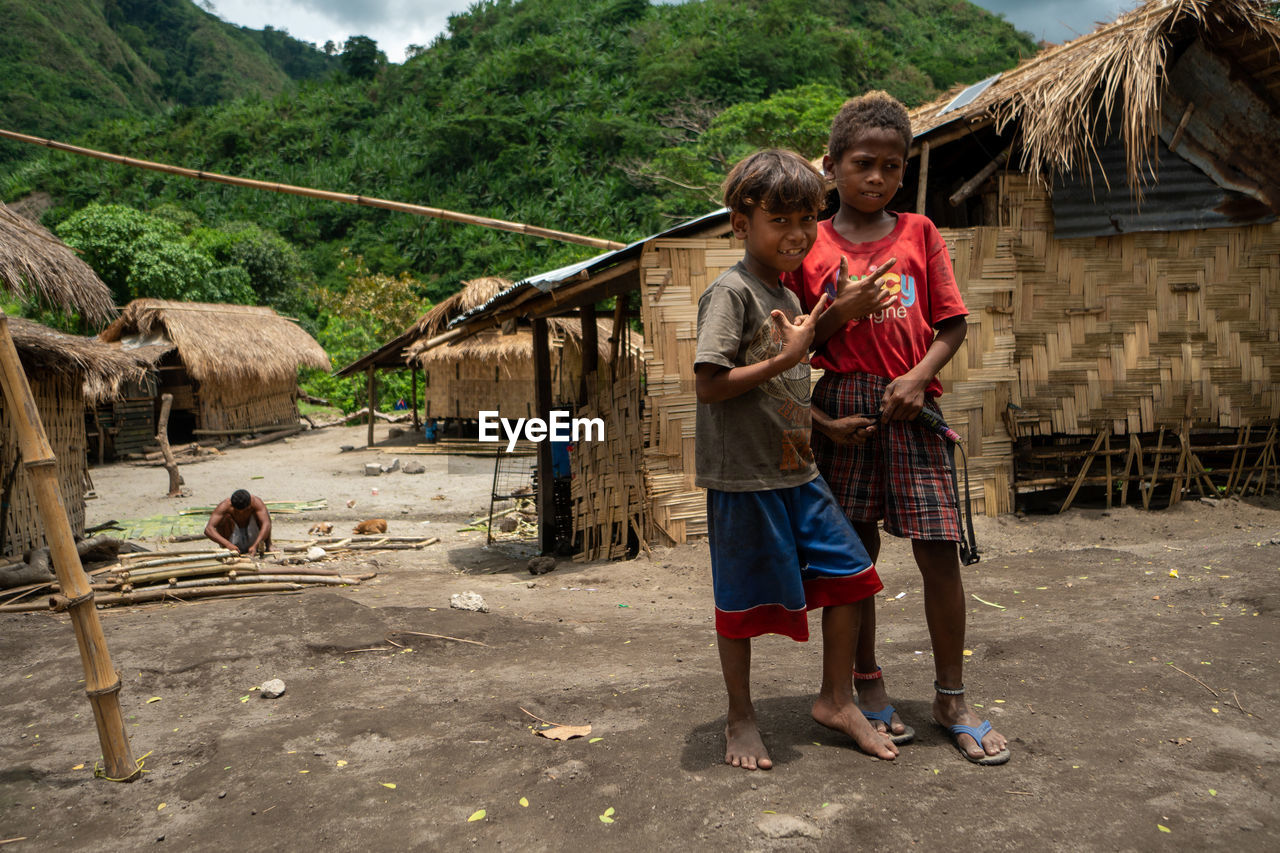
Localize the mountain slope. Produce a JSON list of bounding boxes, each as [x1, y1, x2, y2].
[[0, 0, 335, 161]]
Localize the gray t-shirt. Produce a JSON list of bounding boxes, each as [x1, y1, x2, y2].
[[695, 262, 818, 492]]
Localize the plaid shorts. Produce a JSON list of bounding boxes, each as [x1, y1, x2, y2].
[[811, 372, 961, 542]]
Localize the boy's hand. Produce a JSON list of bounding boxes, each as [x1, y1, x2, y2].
[[834, 256, 898, 320], [881, 375, 928, 421], [771, 293, 829, 367], [820, 414, 877, 446]]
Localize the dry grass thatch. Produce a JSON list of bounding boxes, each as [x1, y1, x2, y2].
[[8, 316, 145, 402], [0, 201, 115, 324], [410, 276, 512, 340], [909, 0, 1280, 190], [99, 299, 330, 387], [409, 318, 639, 366]]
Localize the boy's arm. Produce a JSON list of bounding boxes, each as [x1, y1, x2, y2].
[[880, 315, 967, 421], [249, 498, 272, 554], [203, 502, 237, 552], [696, 296, 828, 405], [812, 257, 898, 346], [811, 403, 877, 446]]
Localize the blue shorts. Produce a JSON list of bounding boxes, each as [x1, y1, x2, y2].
[[707, 477, 882, 641]]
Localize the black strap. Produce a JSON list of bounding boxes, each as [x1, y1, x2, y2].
[[949, 442, 981, 566]]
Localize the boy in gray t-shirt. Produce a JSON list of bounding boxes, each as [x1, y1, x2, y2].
[[694, 149, 899, 771]]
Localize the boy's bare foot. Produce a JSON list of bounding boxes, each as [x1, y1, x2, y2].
[[725, 716, 772, 770], [812, 695, 899, 760], [932, 694, 1009, 761], [854, 677, 911, 739]]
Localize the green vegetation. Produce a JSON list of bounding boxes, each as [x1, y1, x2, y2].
[[2, 0, 1035, 410], [0, 0, 336, 163]]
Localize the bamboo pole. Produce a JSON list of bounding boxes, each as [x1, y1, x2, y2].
[[367, 366, 376, 448], [0, 313, 137, 780], [0, 128, 625, 251], [916, 141, 930, 214]]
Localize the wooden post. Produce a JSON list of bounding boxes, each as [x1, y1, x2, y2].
[[608, 299, 626, 380], [90, 405, 105, 465], [916, 141, 930, 214], [410, 368, 420, 431], [0, 313, 138, 780], [532, 318, 555, 555], [366, 366, 376, 448], [580, 303, 598, 405], [155, 393, 183, 497], [1145, 428, 1166, 510], [1104, 430, 1113, 509]]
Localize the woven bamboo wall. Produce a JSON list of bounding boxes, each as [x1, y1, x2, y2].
[[198, 379, 300, 433], [423, 341, 584, 420], [571, 354, 649, 561], [1000, 174, 1280, 435], [639, 238, 738, 544], [934, 227, 1018, 516], [0, 372, 88, 558]]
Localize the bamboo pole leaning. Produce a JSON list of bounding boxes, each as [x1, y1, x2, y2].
[[0, 128, 626, 251], [0, 313, 138, 781]]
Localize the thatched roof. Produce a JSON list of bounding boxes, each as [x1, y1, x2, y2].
[[408, 318, 640, 366], [0, 201, 114, 323], [412, 276, 511, 339], [99, 299, 330, 387], [10, 317, 145, 402], [909, 0, 1280, 190]]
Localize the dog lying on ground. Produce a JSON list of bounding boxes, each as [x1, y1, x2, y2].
[[353, 518, 388, 535], [308, 522, 334, 536]]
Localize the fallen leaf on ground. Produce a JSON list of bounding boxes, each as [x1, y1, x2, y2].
[[1169, 569, 1179, 578], [588, 737, 603, 743], [468, 809, 486, 822], [157, 803, 166, 810], [381, 782, 397, 789], [535, 724, 592, 741], [1158, 824, 1171, 833], [146, 697, 162, 704], [336, 760, 348, 767], [519, 797, 529, 807], [72, 764, 84, 770]]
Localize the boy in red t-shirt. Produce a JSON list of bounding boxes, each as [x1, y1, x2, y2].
[[783, 91, 1011, 765]]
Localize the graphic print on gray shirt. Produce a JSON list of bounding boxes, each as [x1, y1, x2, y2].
[[694, 262, 818, 492]]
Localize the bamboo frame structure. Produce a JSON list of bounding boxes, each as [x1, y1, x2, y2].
[[0, 313, 138, 780]]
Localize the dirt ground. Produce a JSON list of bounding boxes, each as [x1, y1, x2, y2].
[[2, 424, 1278, 851]]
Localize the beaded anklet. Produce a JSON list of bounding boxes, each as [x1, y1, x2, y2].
[[933, 681, 966, 696]]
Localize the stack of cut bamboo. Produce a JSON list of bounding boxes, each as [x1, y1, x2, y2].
[[0, 535, 438, 613]]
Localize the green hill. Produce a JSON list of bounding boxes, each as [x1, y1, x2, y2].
[[0, 0, 336, 161], [2, 0, 1034, 406]]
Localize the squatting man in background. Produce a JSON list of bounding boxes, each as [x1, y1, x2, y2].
[[204, 489, 272, 556]]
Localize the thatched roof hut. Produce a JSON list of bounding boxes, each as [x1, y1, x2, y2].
[[0, 201, 114, 323], [887, 0, 1280, 512], [407, 278, 638, 421], [100, 299, 330, 436], [0, 201, 142, 555]]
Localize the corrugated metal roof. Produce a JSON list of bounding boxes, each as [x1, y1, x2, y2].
[[1051, 136, 1275, 239], [448, 208, 728, 328]]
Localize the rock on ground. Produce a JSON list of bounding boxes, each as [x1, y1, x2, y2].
[[450, 591, 489, 613]]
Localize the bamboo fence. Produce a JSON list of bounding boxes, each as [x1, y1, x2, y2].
[[570, 353, 649, 561]]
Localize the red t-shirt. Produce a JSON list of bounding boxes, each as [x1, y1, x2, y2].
[[783, 213, 967, 397]]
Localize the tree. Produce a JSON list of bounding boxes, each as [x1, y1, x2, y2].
[[340, 35, 385, 79]]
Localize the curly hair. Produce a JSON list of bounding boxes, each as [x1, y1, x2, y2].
[[722, 149, 826, 215], [827, 91, 912, 162]]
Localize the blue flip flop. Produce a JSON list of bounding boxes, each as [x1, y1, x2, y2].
[[942, 719, 1010, 765], [861, 705, 915, 745]]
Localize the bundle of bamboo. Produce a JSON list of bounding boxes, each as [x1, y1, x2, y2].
[[0, 535, 442, 613]]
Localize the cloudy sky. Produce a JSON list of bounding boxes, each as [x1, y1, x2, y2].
[[206, 0, 1139, 64]]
